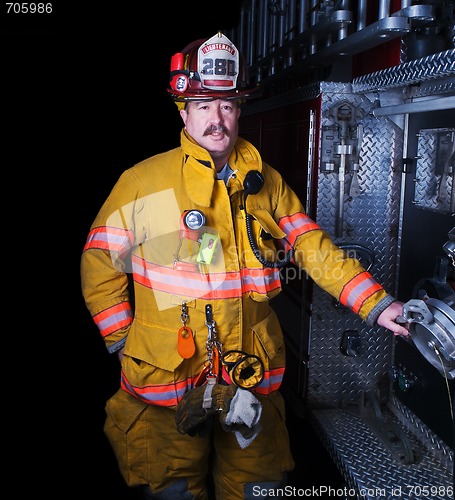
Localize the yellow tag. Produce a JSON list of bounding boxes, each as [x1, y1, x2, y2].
[[196, 233, 219, 264]]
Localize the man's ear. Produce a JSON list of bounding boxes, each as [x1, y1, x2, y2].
[[180, 108, 187, 124]]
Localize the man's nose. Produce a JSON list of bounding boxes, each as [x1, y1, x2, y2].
[[209, 106, 224, 123]]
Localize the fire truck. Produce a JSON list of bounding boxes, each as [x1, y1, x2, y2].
[[226, 1, 454, 497]]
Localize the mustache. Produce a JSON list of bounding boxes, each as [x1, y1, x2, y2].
[[203, 125, 229, 136]]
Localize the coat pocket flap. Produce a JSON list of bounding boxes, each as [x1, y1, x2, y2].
[[251, 310, 284, 361], [105, 389, 148, 433], [125, 321, 184, 372]]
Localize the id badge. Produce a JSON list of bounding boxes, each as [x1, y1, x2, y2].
[[196, 233, 219, 264]]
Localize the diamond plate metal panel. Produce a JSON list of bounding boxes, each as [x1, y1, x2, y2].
[[307, 88, 402, 408], [388, 395, 454, 471], [409, 76, 455, 98], [413, 128, 454, 214], [352, 49, 455, 93], [312, 408, 453, 500]]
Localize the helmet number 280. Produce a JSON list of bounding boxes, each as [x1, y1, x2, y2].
[[202, 58, 236, 76]]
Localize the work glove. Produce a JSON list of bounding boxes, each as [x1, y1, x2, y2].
[[219, 388, 263, 448], [175, 381, 237, 437]]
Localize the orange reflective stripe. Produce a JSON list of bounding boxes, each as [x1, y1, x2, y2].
[[279, 213, 321, 246], [131, 254, 282, 299], [121, 374, 188, 407], [339, 271, 383, 314], [121, 366, 285, 407], [83, 226, 133, 253], [93, 302, 133, 338], [254, 366, 285, 395]]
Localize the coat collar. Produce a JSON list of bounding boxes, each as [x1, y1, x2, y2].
[[180, 129, 263, 207]]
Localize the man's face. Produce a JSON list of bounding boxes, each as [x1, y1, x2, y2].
[[180, 99, 241, 167]]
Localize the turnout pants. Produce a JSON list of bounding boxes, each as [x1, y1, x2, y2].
[[104, 388, 295, 499]]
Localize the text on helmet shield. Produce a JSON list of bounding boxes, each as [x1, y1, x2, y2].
[[198, 33, 239, 91], [201, 43, 236, 56]]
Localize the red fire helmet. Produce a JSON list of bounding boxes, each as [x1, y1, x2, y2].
[[167, 32, 259, 103]]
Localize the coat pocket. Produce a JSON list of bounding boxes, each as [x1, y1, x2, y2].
[[124, 320, 185, 372], [250, 307, 285, 364], [249, 308, 286, 394], [104, 389, 149, 486], [105, 387, 148, 432]]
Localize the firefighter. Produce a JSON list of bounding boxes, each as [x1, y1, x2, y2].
[[81, 32, 409, 499]]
